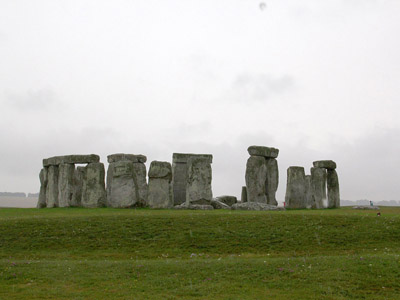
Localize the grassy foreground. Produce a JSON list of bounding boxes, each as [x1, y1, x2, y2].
[[0, 207, 399, 299]]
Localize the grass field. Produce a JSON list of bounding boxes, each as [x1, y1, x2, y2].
[[0, 207, 399, 299]]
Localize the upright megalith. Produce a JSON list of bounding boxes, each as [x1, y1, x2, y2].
[[245, 146, 279, 205], [46, 165, 59, 208], [58, 163, 75, 207], [310, 167, 327, 208], [304, 175, 313, 209], [285, 166, 306, 209], [72, 166, 85, 207], [81, 162, 106, 208], [186, 156, 213, 205], [106, 153, 148, 208], [171, 153, 213, 205], [148, 161, 173, 208], [327, 169, 340, 208], [37, 168, 48, 208], [241, 186, 247, 203]]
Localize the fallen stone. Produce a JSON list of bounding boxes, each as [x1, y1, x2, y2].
[[285, 166, 306, 209], [245, 156, 267, 203], [231, 202, 284, 211], [352, 206, 380, 210], [186, 156, 213, 205], [148, 161, 172, 179], [247, 146, 279, 158], [45, 165, 59, 208], [107, 153, 147, 163], [37, 168, 48, 208], [327, 169, 340, 208], [313, 160, 337, 170], [310, 167, 327, 209], [81, 162, 106, 208], [43, 154, 100, 167], [265, 158, 279, 206], [216, 195, 237, 206], [57, 163, 75, 207], [241, 186, 247, 203], [174, 203, 214, 210], [210, 199, 231, 209]]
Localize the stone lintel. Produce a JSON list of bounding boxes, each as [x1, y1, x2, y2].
[[107, 153, 147, 163], [247, 146, 279, 158], [172, 153, 213, 164], [313, 160, 337, 170], [43, 154, 100, 167]]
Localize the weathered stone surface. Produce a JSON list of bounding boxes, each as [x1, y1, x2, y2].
[[57, 163, 75, 207], [245, 156, 267, 203], [310, 167, 327, 209], [304, 175, 313, 209], [172, 153, 213, 164], [45, 165, 59, 208], [241, 186, 247, 202], [81, 163, 106, 208], [313, 160, 337, 170], [107, 161, 137, 208], [231, 202, 284, 211], [186, 157, 213, 205], [37, 168, 48, 208], [285, 166, 306, 209], [265, 158, 279, 206], [107, 153, 147, 163], [71, 166, 85, 207], [132, 163, 148, 206], [148, 161, 172, 179], [352, 206, 379, 210], [174, 203, 214, 210], [148, 178, 172, 208], [247, 146, 279, 158], [216, 195, 237, 206], [210, 199, 231, 209], [327, 169, 340, 208], [43, 154, 100, 167]]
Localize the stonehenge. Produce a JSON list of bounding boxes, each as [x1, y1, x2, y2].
[[245, 146, 279, 205], [285, 160, 340, 209], [37, 149, 341, 210]]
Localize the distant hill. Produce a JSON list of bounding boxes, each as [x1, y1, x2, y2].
[[341, 199, 400, 206], [0, 192, 26, 197], [28, 193, 39, 197]]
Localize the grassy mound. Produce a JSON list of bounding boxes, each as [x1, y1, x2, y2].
[[1, 207, 399, 299]]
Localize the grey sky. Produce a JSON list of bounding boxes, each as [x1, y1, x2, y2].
[[0, 0, 399, 202]]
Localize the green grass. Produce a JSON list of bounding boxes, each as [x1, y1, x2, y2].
[[0, 207, 400, 299]]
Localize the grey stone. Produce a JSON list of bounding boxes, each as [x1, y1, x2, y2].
[[172, 153, 213, 164], [132, 162, 148, 207], [210, 199, 231, 209], [43, 154, 100, 167], [107, 153, 147, 163], [107, 161, 137, 208], [148, 161, 172, 179], [241, 186, 247, 203], [37, 168, 48, 208], [245, 156, 267, 203], [174, 203, 214, 210], [304, 175, 313, 209], [265, 158, 279, 206], [231, 202, 284, 211], [71, 167, 85, 207], [186, 157, 213, 205], [313, 160, 337, 170], [81, 163, 106, 208], [327, 169, 340, 208], [57, 163, 75, 207], [45, 165, 59, 208], [285, 166, 306, 209], [310, 167, 327, 208], [216, 195, 237, 206], [247, 146, 279, 158]]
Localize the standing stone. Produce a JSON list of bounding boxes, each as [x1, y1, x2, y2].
[[172, 153, 213, 206], [186, 156, 213, 205], [241, 186, 247, 203], [265, 158, 279, 206], [310, 167, 327, 208], [45, 165, 59, 208], [81, 162, 106, 208], [71, 166, 85, 207], [327, 169, 340, 208], [148, 161, 173, 208], [132, 162, 148, 207], [285, 166, 306, 209], [37, 168, 48, 208], [57, 163, 75, 207], [304, 175, 313, 209], [107, 161, 137, 208], [245, 156, 267, 203]]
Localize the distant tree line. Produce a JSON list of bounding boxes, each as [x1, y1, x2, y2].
[[0, 192, 39, 198]]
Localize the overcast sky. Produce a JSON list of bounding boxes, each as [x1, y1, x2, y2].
[[1, 0, 399, 203]]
